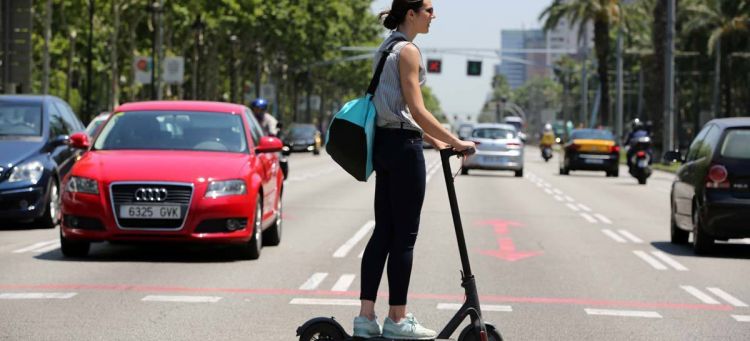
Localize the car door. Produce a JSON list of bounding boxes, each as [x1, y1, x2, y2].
[[55, 100, 85, 177], [673, 124, 713, 225], [47, 101, 75, 178], [244, 110, 277, 222]]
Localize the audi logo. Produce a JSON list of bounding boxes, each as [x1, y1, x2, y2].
[[134, 187, 168, 202]]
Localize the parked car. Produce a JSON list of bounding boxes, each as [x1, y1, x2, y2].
[[665, 118, 750, 254], [559, 128, 620, 177], [281, 123, 322, 155], [461, 123, 524, 177], [0, 95, 85, 227], [85, 112, 110, 137], [60, 101, 284, 259]]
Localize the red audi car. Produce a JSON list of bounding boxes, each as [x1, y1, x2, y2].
[[60, 101, 284, 259]]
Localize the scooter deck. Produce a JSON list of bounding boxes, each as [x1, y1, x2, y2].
[[352, 338, 453, 341]]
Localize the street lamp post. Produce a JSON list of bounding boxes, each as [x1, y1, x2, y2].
[[66, 29, 77, 102], [149, 1, 163, 100]]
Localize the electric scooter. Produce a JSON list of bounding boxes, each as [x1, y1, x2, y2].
[[296, 148, 502, 341]]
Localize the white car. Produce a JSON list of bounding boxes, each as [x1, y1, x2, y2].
[[461, 123, 524, 177]]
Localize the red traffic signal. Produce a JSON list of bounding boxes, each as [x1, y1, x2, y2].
[[427, 59, 442, 73]]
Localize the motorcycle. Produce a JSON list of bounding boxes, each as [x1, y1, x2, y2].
[[541, 145, 553, 162], [628, 136, 652, 185]]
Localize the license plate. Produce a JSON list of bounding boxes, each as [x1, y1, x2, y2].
[[485, 156, 507, 163], [585, 159, 604, 164], [119, 205, 181, 219], [637, 159, 648, 167]]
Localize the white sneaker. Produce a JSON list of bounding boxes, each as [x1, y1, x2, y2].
[[353, 315, 382, 339], [382, 313, 437, 340]]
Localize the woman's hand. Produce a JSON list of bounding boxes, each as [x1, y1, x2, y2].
[[451, 140, 476, 155]]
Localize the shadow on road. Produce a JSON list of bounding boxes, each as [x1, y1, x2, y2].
[[34, 242, 261, 263], [652, 241, 750, 260]]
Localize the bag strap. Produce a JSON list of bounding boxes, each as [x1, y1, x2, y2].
[[366, 38, 407, 96]]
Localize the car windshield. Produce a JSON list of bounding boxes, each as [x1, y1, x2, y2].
[[287, 125, 316, 138], [570, 129, 615, 141], [86, 119, 106, 136], [93, 111, 247, 153], [0, 103, 43, 136], [472, 127, 516, 140], [720, 129, 750, 159]]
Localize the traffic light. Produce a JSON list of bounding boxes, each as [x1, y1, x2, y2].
[[467, 60, 482, 76], [427, 59, 442, 73]]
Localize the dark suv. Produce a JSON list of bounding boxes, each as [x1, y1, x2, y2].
[[665, 118, 750, 254], [0, 95, 85, 227]]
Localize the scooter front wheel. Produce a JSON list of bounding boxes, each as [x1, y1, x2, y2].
[[458, 323, 503, 341], [298, 321, 347, 341]]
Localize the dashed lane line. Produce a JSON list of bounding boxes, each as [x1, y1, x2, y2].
[[732, 315, 750, 322], [579, 213, 597, 223], [141, 295, 222, 303], [593, 214, 612, 225], [602, 229, 627, 243], [0, 292, 77, 299], [12, 240, 58, 253], [300, 273, 328, 291], [617, 230, 644, 244], [566, 203, 580, 212], [650, 251, 688, 271], [584, 308, 662, 319], [706, 288, 748, 307], [331, 274, 356, 292], [333, 220, 375, 258], [577, 204, 592, 212], [680, 286, 720, 305], [633, 251, 668, 270]]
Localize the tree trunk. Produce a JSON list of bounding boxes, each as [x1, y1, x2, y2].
[[648, 0, 667, 152], [594, 20, 610, 128]]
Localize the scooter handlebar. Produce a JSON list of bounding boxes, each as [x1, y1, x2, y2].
[[440, 147, 476, 159]]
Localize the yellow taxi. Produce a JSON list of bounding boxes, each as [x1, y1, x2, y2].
[[559, 128, 620, 177]]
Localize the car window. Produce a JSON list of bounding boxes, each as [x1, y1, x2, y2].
[[720, 129, 750, 159], [244, 109, 262, 146], [472, 127, 516, 140], [93, 111, 248, 153], [55, 101, 80, 134], [686, 124, 713, 162], [0, 102, 43, 136], [48, 103, 68, 137]]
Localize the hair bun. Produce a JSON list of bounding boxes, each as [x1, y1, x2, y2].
[[383, 13, 399, 30]]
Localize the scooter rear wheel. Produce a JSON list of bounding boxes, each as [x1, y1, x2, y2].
[[298, 322, 346, 341], [458, 323, 503, 341]]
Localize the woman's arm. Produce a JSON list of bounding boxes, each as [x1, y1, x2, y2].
[[399, 44, 473, 151]]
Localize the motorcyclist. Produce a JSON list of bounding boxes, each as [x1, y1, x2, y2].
[[540, 123, 556, 149], [250, 98, 279, 137], [624, 118, 652, 169]]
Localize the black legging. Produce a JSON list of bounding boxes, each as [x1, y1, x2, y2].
[[360, 127, 426, 306]]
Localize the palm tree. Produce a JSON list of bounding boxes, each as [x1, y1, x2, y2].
[[683, 0, 749, 117], [540, 0, 622, 128]]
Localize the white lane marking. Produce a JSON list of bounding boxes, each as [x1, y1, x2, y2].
[[290, 298, 360, 306], [732, 315, 750, 322], [536, 183, 544, 188], [553, 195, 564, 202], [584, 308, 662, 318], [602, 229, 627, 243], [333, 220, 375, 258], [35, 242, 61, 253], [142, 295, 222, 303], [680, 286, 720, 304], [436, 303, 512, 312], [544, 188, 553, 195], [331, 274, 356, 292], [633, 251, 668, 270], [618, 230, 644, 244], [425, 160, 442, 184], [651, 251, 688, 271], [12, 240, 58, 253], [300, 273, 328, 290], [707, 288, 748, 307], [593, 214, 612, 225], [543, 183, 552, 188], [566, 203, 580, 212], [577, 204, 592, 212], [564, 195, 575, 202], [553, 189, 563, 194], [0, 292, 77, 299], [579, 213, 597, 223]]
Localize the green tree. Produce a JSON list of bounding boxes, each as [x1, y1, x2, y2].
[[540, 0, 623, 128], [421, 85, 445, 122]]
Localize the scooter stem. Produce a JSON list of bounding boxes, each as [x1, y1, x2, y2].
[[439, 149, 474, 279]]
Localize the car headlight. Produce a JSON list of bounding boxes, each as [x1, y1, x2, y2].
[[65, 176, 99, 194], [8, 161, 44, 184], [205, 179, 246, 198]]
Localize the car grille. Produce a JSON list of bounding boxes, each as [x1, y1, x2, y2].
[[110, 183, 193, 230]]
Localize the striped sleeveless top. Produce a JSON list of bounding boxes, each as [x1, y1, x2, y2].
[[372, 31, 426, 133]]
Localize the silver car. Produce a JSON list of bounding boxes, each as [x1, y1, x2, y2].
[[461, 123, 524, 177]]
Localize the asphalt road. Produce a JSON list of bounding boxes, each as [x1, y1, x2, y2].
[[1, 148, 749, 340]]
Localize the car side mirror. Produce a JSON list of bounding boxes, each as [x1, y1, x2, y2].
[[50, 134, 70, 147], [256, 136, 283, 154], [662, 150, 683, 164], [69, 132, 90, 149]]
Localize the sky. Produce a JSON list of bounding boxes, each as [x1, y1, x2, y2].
[[370, 0, 552, 122]]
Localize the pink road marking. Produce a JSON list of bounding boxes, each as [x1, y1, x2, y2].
[[0, 283, 733, 312]]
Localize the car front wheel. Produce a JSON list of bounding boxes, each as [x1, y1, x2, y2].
[[60, 228, 90, 257], [36, 178, 61, 228], [242, 195, 263, 260]]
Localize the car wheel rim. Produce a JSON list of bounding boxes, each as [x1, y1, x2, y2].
[[50, 183, 61, 223]]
